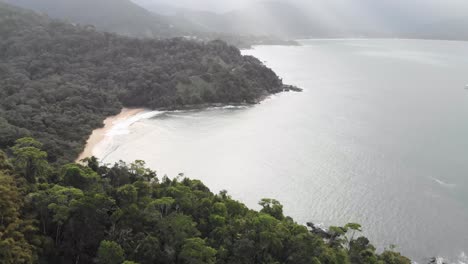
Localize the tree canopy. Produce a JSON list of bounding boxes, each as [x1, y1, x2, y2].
[[0, 139, 411, 264], [0, 3, 413, 264], [0, 2, 284, 163]]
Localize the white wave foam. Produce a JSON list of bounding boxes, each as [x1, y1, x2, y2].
[[433, 252, 467, 264], [220, 105, 249, 109], [458, 252, 468, 264], [107, 111, 164, 136], [93, 110, 165, 161], [431, 177, 456, 188]]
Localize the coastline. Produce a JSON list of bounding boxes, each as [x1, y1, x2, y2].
[[76, 108, 146, 162], [75, 87, 302, 162]]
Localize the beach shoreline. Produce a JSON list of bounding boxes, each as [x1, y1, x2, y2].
[[74, 100, 276, 163], [76, 108, 146, 162]]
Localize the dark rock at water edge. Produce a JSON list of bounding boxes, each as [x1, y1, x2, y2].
[[283, 84, 303, 92]]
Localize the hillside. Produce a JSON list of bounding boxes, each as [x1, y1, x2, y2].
[[1, 0, 181, 38], [148, 1, 330, 38], [0, 0, 299, 47], [139, 0, 468, 41], [0, 3, 413, 264], [11, 0, 467, 42], [0, 139, 411, 264], [0, 2, 285, 163]]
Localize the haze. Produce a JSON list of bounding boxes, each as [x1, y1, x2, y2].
[[133, 0, 468, 16], [131, 0, 468, 39]]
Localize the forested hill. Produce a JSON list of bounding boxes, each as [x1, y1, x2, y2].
[[0, 139, 411, 264], [1, 0, 180, 38], [0, 3, 412, 264], [0, 2, 284, 163], [0, 0, 299, 48]]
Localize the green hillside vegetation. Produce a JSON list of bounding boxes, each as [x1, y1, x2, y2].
[[1, 0, 180, 38], [0, 3, 412, 263], [0, 138, 410, 264], [0, 2, 284, 163]]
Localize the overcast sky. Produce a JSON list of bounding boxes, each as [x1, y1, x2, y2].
[[133, 0, 468, 16]]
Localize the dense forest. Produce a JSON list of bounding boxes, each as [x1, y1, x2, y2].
[[0, 3, 412, 263], [0, 2, 285, 163], [0, 137, 411, 264]]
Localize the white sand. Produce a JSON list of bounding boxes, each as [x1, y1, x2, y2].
[[76, 108, 145, 162]]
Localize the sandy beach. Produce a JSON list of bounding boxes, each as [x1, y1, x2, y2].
[[76, 108, 145, 162]]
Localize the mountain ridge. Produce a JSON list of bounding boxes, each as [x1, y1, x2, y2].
[[1, 0, 182, 38], [0, 1, 285, 162], [140, 0, 468, 41]]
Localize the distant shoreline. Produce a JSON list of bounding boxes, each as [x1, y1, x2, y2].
[[295, 37, 468, 43], [76, 108, 146, 162]]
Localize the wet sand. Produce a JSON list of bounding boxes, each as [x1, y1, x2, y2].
[[76, 108, 145, 162]]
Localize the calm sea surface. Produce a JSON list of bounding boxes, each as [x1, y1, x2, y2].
[[95, 39, 468, 262]]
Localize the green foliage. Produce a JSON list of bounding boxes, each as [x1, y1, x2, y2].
[[0, 3, 284, 163], [115, 185, 138, 207], [0, 150, 12, 171], [0, 142, 411, 264], [10, 137, 49, 183], [61, 164, 100, 191], [151, 197, 176, 217], [379, 250, 412, 264], [179, 238, 217, 264], [259, 198, 285, 220], [97, 240, 125, 264], [0, 173, 37, 264], [0, 4, 412, 264], [345, 223, 363, 232]]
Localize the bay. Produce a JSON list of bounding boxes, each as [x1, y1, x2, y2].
[[95, 39, 468, 262]]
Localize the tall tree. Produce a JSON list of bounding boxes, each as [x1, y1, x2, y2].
[[96, 240, 125, 264], [178, 238, 217, 264], [0, 173, 36, 264], [10, 137, 49, 183]]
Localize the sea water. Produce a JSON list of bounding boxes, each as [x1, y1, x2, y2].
[[95, 39, 468, 262]]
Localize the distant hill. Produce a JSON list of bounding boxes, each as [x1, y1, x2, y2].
[[1, 0, 181, 38], [148, 1, 331, 38], [5, 0, 467, 44], [0, 0, 298, 48], [222, 1, 330, 38], [140, 0, 468, 41]]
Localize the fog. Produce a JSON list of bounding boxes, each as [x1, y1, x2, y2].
[[8, 0, 467, 40], [133, 0, 468, 16], [132, 0, 255, 13], [133, 0, 468, 38]]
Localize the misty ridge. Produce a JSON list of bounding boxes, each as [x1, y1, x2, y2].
[[4, 0, 468, 43]]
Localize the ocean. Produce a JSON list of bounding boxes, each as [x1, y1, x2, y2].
[[94, 39, 468, 262]]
